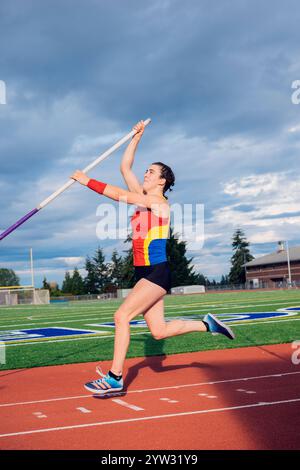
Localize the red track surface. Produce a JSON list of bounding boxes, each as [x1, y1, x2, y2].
[[0, 343, 299, 450]]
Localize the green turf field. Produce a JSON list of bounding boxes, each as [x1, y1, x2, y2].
[[0, 290, 300, 370]]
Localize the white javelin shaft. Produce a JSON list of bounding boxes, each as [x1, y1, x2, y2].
[[38, 118, 151, 209]]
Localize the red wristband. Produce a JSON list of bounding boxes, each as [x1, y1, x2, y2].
[[87, 179, 107, 195]]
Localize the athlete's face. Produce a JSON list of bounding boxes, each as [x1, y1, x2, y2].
[[143, 164, 165, 193]]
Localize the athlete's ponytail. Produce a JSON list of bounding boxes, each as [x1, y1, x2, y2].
[[152, 162, 175, 199]]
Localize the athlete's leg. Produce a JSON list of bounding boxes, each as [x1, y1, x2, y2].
[[109, 278, 166, 376], [143, 298, 207, 340]]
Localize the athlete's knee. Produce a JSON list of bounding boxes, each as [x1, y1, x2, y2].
[[114, 309, 130, 326], [151, 329, 167, 341]]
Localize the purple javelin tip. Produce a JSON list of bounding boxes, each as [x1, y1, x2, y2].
[[0, 208, 39, 241]]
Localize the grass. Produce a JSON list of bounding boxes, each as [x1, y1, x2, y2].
[[0, 290, 300, 370]]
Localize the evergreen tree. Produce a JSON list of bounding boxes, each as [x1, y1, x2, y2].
[[71, 268, 85, 295], [84, 257, 98, 294], [228, 229, 254, 284], [61, 272, 72, 294], [42, 276, 50, 290], [166, 227, 205, 287], [220, 274, 229, 286], [84, 247, 109, 294], [0, 268, 20, 287], [120, 235, 135, 288], [109, 250, 125, 289]]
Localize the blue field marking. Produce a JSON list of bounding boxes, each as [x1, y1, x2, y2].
[[0, 327, 101, 342], [87, 307, 300, 328]]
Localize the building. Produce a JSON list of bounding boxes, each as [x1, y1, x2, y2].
[[244, 243, 300, 288]]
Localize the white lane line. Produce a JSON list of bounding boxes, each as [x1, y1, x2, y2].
[[33, 412, 47, 419], [1, 397, 299, 439], [159, 398, 179, 403], [112, 399, 144, 411], [76, 407, 91, 414], [1, 371, 299, 408]]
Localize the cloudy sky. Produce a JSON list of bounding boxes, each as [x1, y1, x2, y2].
[[1, 0, 300, 287]]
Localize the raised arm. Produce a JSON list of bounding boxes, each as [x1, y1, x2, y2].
[[70, 171, 166, 211], [120, 121, 145, 194]]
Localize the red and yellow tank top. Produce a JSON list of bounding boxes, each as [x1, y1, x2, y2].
[[131, 206, 170, 266]]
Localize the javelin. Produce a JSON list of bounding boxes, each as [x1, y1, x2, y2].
[[0, 118, 151, 241]]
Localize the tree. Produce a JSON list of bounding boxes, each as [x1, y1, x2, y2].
[[109, 250, 125, 290], [220, 274, 229, 286], [84, 257, 98, 294], [120, 235, 135, 288], [42, 276, 51, 290], [61, 272, 72, 294], [167, 227, 206, 287], [71, 268, 85, 295], [84, 247, 109, 294], [0, 269, 20, 287], [42, 277, 61, 296], [228, 229, 254, 285]]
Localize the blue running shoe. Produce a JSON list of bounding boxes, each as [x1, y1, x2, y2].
[[84, 368, 123, 395], [203, 313, 235, 340]]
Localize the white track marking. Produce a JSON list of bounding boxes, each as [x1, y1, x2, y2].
[[159, 398, 179, 403], [0, 371, 299, 408], [33, 412, 47, 419], [0, 395, 91, 408], [76, 407, 91, 414], [1, 397, 299, 438], [112, 399, 144, 411]]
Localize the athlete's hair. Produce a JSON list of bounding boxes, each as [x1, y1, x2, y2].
[[152, 162, 175, 199]]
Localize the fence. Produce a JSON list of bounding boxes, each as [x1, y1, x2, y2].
[[50, 292, 118, 303]]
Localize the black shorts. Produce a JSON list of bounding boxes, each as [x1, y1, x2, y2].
[[134, 261, 172, 292]]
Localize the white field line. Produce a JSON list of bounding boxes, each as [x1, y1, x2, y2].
[[231, 317, 300, 327], [1, 297, 300, 321], [2, 316, 300, 347], [0, 295, 299, 322], [0, 316, 116, 329], [0, 371, 299, 408], [1, 292, 299, 311], [0, 397, 299, 438], [3, 331, 146, 347], [1, 301, 299, 329]]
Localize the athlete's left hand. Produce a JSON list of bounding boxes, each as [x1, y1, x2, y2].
[[71, 170, 90, 186]]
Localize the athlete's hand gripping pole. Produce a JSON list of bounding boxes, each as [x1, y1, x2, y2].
[[0, 118, 151, 241]]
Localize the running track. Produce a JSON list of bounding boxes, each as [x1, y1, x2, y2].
[[0, 343, 299, 449]]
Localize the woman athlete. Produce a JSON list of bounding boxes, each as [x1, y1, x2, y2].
[[71, 120, 235, 395]]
